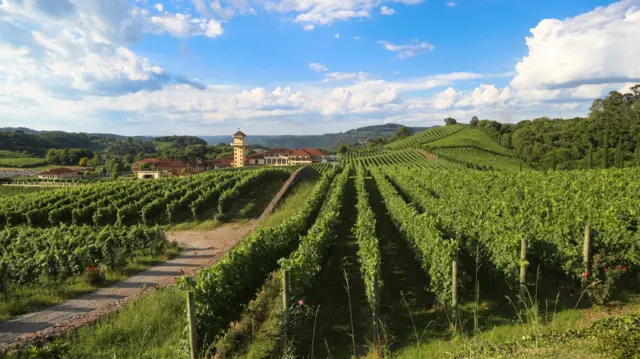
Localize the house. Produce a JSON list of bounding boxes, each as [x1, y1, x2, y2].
[[132, 158, 205, 179], [205, 156, 234, 169], [38, 167, 78, 180], [245, 153, 265, 166], [264, 148, 292, 166], [301, 148, 327, 163], [289, 149, 313, 164]]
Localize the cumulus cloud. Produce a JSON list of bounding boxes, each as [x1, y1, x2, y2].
[[323, 72, 370, 82], [309, 63, 328, 72], [380, 6, 395, 15], [445, 2, 456, 7], [334, 32, 340, 39], [154, 2, 164, 12], [511, 1, 640, 90], [378, 39, 435, 59]]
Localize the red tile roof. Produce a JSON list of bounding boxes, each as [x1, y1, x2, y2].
[[290, 149, 311, 157], [303, 148, 326, 156], [132, 158, 189, 171], [233, 130, 247, 137], [39, 167, 77, 175], [266, 148, 293, 155], [246, 153, 265, 160]]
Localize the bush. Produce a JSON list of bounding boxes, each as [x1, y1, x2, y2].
[[84, 266, 106, 287], [591, 309, 640, 359]]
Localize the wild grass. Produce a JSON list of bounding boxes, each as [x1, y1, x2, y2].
[[258, 179, 318, 229], [0, 246, 180, 321], [65, 286, 189, 359]]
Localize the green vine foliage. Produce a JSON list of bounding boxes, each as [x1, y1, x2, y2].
[[353, 166, 382, 315], [380, 166, 640, 293], [279, 165, 350, 299], [371, 168, 455, 304], [0, 225, 167, 285], [180, 168, 338, 347]]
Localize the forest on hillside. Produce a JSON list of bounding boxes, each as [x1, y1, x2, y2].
[[472, 85, 640, 169]]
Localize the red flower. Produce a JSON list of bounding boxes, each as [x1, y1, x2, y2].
[[623, 266, 627, 272], [87, 266, 95, 271], [583, 272, 589, 278], [604, 268, 608, 273], [298, 300, 304, 305]]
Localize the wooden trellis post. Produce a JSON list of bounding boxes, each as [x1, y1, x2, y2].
[[520, 238, 528, 287], [451, 253, 458, 330], [186, 291, 198, 359], [282, 270, 290, 326], [583, 222, 591, 277], [2, 264, 8, 301]]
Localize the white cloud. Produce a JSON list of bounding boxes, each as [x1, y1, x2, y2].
[[309, 62, 328, 72], [378, 39, 435, 59], [445, 2, 456, 7], [511, 1, 640, 90], [263, 0, 424, 28], [354, 35, 361, 40], [154, 3, 164, 12], [334, 32, 340, 39], [323, 71, 370, 82], [380, 6, 395, 15], [148, 13, 224, 38], [303, 24, 315, 30]]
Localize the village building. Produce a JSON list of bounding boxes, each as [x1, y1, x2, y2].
[[38, 167, 79, 180], [264, 148, 293, 166], [289, 149, 313, 165], [231, 130, 247, 168], [132, 158, 206, 179]]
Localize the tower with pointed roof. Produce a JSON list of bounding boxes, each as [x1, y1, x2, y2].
[[232, 129, 247, 168]]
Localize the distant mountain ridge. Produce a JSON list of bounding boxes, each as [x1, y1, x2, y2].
[[1, 123, 429, 150]]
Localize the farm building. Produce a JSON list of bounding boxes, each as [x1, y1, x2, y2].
[[38, 167, 79, 180]]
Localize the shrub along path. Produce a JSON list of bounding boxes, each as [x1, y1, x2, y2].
[[0, 223, 258, 351]]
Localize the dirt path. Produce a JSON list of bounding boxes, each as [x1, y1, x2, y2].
[[0, 221, 257, 350]]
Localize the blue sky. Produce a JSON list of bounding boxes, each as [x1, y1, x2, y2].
[[0, 0, 638, 135]]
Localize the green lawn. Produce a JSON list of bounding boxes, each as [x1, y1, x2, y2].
[[0, 157, 47, 167]]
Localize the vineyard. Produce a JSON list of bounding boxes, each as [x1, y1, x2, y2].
[[4, 138, 640, 359]]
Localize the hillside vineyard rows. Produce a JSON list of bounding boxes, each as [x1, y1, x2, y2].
[[2, 126, 640, 358]]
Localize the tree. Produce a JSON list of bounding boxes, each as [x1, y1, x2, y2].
[[603, 132, 609, 169], [139, 162, 152, 170], [444, 117, 458, 126], [614, 137, 623, 168], [106, 158, 123, 175], [123, 154, 134, 165], [337, 145, 349, 154], [395, 126, 414, 139], [79, 157, 89, 167], [88, 154, 102, 169], [636, 136, 640, 167], [587, 145, 593, 170], [470, 116, 479, 127]]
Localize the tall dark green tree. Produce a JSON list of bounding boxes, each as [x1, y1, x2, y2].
[[603, 132, 610, 169], [470, 116, 479, 127], [614, 137, 623, 168], [587, 145, 593, 170], [636, 136, 640, 167], [552, 154, 557, 171], [444, 117, 458, 126]]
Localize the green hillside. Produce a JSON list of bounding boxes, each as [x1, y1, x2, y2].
[[341, 148, 462, 169], [385, 124, 465, 149], [423, 127, 513, 155]]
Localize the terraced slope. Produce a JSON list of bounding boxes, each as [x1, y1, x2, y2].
[[421, 128, 529, 171], [385, 124, 465, 149]]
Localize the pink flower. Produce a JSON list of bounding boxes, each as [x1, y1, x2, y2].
[[583, 272, 589, 278], [623, 266, 628, 272], [604, 268, 608, 273], [298, 300, 304, 305]]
